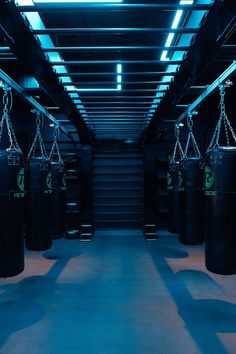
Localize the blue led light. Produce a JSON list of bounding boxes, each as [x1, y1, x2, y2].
[[180, 0, 194, 4], [160, 1, 193, 61], [117, 64, 122, 73], [16, 0, 90, 116], [165, 33, 175, 48], [33, 0, 123, 2], [147, 0, 212, 124], [160, 50, 169, 62], [16, 0, 123, 118], [171, 10, 183, 29], [117, 75, 122, 83]]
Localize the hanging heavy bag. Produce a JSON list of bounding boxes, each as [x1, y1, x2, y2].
[[167, 125, 184, 234], [25, 111, 52, 251], [50, 128, 67, 239], [0, 87, 25, 277], [179, 114, 205, 245], [205, 83, 236, 275]]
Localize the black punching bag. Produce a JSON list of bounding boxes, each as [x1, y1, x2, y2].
[[0, 148, 25, 277], [25, 157, 52, 251], [167, 161, 180, 234], [51, 161, 66, 239], [179, 158, 205, 245], [205, 147, 236, 275]]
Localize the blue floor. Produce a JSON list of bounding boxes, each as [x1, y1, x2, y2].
[[1, 231, 236, 354]]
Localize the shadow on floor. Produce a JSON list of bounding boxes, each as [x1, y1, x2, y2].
[[0, 243, 81, 348], [147, 238, 236, 354]]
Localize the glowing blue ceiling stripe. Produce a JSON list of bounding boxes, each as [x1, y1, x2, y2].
[[16, 0, 89, 116], [16, 0, 123, 124], [160, 3, 192, 61], [148, 0, 212, 120], [33, 0, 122, 2]]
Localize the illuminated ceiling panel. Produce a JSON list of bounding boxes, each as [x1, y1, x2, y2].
[[15, 0, 213, 140]]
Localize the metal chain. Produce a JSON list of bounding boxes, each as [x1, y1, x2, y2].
[[171, 124, 184, 162], [0, 87, 22, 152], [49, 126, 63, 162], [28, 111, 48, 159], [207, 83, 236, 150], [184, 112, 201, 158]]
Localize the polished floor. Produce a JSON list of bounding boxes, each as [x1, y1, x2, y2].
[[0, 231, 236, 354]]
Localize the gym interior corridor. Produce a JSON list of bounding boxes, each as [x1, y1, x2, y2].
[[1, 1, 236, 353], [1, 232, 236, 354]]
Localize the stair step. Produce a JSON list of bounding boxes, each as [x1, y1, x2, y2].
[[93, 145, 143, 228], [94, 201, 142, 205], [95, 154, 142, 158], [95, 223, 142, 230], [94, 179, 142, 183], [95, 210, 143, 214], [95, 216, 142, 222], [94, 162, 142, 166], [95, 166, 142, 173], [94, 204, 143, 213], [94, 181, 143, 189], [95, 195, 143, 199], [94, 171, 143, 175]]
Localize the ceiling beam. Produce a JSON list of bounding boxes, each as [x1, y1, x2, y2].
[[0, 0, 93, 144], [57, 72, 177, 76], [176, 61, 236, 124], [17, 4, 212, 12], [33, 27, 199, 35], [78, 96, 161, 98], [77, 108, 151, 110], [144, 0, 236, 143], [0, 69, 72, 140], [51, 60, 183, 65], [43, 45, 190, 52], [67, 89, 166, 93], [62, 81, 171, 85], [0, 45, 190, 52]]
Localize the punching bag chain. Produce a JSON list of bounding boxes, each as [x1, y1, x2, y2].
[[171, 124, 184, 162], [0, 87, 22, 152], [207, 83, 236, 150], [184, 113, 201, 158], [28, 110, 48, 159], [49, 126, 63, 163]]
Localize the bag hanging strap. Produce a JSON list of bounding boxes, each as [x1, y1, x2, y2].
[[184, 112, 201, 159], [207, 81, 236, 151], [49, 126, 63, 163], [28, 109, 48, 159], [0, 83, 22, 152], [170, 124, 184, 163]]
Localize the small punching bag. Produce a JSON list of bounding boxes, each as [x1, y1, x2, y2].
[[50, 128, 66, 239], [0, 87, 25, 277], [179, 114, 205, 245], [167, 125, 184, 234], [205, 84, 236, 275], [25, 111, 52, 251]]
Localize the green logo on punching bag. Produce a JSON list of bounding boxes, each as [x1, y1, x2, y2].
[[205, 166, 214, 190], [46, 172, 52, 190], [17, 168, 25, 191], [167, 172, 172, 187]]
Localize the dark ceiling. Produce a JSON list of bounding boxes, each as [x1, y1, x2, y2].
[[1, 0, 236, 142]]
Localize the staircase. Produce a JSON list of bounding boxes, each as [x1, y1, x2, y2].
[[93, 143, 144, 229]]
